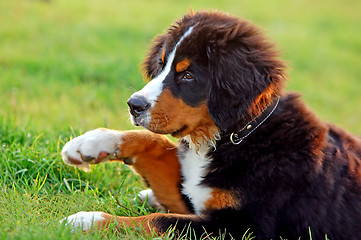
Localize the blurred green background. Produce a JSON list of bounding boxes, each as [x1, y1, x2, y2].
[[0, 0, 360, 239], [1, 0, 360, 135]]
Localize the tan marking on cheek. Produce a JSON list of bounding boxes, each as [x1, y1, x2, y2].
[[149, 89, 219, 143], [204, 188, 240, 210], [176, 59, 190, 72]]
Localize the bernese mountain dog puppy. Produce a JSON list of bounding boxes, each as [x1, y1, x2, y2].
[[61, 11, 361, 240]]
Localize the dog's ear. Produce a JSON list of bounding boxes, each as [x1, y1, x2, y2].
[[142, 34, 167, 81], [205, 20, 286, 132]]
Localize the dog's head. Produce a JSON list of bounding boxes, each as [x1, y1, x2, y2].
[[128, 11, 286, 143]]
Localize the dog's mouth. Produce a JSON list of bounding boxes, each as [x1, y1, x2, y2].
[[170, 125, 187, 137], [130, 111, 187, 137], [129, 111, 147, 127], [147, 124, 187, 137]]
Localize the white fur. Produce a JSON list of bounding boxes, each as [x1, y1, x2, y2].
[[129, 26, 194, 127], [137, 189, 162, 210], [60, 211, 105, 231], [179, 138, 213, 215], [61, 128, 123, 172]]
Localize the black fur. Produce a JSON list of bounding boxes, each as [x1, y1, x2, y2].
[[143, 11, 361, 240]]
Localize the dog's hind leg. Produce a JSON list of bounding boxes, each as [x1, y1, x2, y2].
[[61, 211, 212, 238], [61, 128, 190, 214]]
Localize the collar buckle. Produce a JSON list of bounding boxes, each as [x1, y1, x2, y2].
[[230, 132, 243, 145]]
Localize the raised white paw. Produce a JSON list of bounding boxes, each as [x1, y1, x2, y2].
[[60, 211, 106, 232], [61, 128, 123, 172], [137, 189, 162, 210]]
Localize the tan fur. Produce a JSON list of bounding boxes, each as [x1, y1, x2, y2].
[[204, 188, 240, 210], [116, 130, 190, 214], [249, 83, 277, 118], [149, 89, 219, 144], [176, 59, 191, 72], [98, 212, 200, 236], [161, 50, 165, 64]]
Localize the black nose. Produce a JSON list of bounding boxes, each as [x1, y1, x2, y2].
[[127, 96, 151, 117]]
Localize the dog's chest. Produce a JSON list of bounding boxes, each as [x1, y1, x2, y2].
[[178, 143, 213, 215]]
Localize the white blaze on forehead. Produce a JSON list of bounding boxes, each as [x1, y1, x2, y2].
[[130, 26, 194, 106]]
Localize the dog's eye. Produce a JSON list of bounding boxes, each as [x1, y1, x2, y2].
[[159, 59, 165, 69], [182, 72, 193, 82]]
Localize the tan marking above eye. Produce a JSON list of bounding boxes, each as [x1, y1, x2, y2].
[[161, 50, 166, 64], [176, 59, 191, 72]]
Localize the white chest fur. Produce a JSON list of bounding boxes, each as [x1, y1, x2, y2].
[[179, 141, 213, 215]]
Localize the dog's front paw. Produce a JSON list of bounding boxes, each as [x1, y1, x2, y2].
[[60, 211, 107, 232], [137, 189, 163, 211], [61, 128, 123, 171]]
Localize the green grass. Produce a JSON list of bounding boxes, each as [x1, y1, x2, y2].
[[0, 0, 360, 239]]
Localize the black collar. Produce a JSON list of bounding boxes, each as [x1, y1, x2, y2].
[[226, 97, 281, 145]]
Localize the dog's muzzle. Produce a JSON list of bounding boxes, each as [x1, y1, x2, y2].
[[127, 95, 151, 126]]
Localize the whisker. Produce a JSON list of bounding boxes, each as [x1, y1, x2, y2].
[[155, 119, 160, 132], [163, 113, 169, 124]]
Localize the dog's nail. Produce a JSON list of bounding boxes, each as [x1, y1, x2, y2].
[[68, 156, 83, 165], [81, 154, 95, 162]]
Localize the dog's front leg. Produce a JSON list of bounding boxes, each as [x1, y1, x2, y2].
[[61, 128, 190, 214]]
